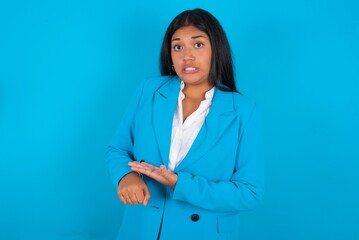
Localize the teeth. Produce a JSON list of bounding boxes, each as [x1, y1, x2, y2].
[[185, 67, 196, 71]]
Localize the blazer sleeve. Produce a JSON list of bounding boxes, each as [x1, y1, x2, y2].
[[172, 105, 264, 212], [105, 79, 147, 187]]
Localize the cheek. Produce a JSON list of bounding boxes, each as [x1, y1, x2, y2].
[[206, 52, 212, 67], [204, 56, 212, 68], [171, 53, 181, 65]]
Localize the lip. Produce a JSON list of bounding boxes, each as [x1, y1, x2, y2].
[[182, 66, 199, 74]]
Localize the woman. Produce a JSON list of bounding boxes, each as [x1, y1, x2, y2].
[[106, 8, 264, 240]]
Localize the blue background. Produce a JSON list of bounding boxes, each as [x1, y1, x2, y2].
[[1, 0, 358, 239]]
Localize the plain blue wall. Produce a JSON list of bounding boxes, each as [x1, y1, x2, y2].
[[1, 0, 358, 239]]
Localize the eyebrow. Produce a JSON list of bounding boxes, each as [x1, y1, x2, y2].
[[171, 35, 207, 42]]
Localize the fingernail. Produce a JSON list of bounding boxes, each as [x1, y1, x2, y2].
[[140, 160, 145, 163]]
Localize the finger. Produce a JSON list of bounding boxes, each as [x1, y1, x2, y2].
[[149, 169, 155, 178], [140, 162, 156, 170], [142, 185, 151, 206], [133, 192, 140, 204], [127, 191, 139, 205], [120, 193, 130, 205], [127, 195, 135, 205], [123, 190, 136, 205], [128, 161, 150, 171], [145, 168, 161, 179], [137, 161, 153, 172], [123, 194, 131, 204], [141, 164, 153, 174], [159, 165, 171, 178], [118, 194, 127, 204], [135, 190, 145, 204], [160, 164, 167, 172], [128, 161, 142, 168], [129, 166, 148, 176], [131, 164, 157, 177], [128, 161, 152, 170]]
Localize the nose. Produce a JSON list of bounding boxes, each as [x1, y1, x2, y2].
[[183, 48, 195, 61]]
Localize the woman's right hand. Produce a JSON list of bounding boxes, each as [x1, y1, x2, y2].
[[117, 171, 151, 206]]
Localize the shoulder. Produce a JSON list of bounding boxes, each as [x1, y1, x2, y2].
[[232, 92, 256, 114], [228, 92, 259, 131], [216, 89, 257, 117], [140, 75, 180, 94]]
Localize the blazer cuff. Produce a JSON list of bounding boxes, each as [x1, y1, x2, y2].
[[171, 171, 192, 202]]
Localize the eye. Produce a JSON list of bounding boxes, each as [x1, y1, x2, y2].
[[173, 45, 182, 52], [194, 42, 204, 48]]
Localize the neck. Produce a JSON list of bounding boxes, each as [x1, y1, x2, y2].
[[182, 82, 213, 100]]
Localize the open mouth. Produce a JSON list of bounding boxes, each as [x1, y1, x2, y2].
[[182, 67, 199, 73]]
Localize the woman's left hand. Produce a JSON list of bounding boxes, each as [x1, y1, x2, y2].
[[128, 161, 178, 189]]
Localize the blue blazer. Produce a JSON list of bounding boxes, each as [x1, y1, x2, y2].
[[106, 76, 264, 240]]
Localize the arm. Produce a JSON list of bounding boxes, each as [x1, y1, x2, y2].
[[172, 106, 264, 212], [132, 106, 264, 212], [105, 80, 146, 187], [106, 79, 151, 206]]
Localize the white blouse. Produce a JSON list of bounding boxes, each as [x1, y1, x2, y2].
[[168, 81, 215, 171]]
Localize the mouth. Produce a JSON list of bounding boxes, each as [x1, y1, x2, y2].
[[182, 67, 199, 74]]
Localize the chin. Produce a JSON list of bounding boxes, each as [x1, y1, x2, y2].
[[180, 76, 207, 85]]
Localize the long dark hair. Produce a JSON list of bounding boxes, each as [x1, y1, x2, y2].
[[160, 8, 237, 92]]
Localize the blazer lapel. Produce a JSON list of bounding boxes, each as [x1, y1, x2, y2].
[[175, 89, 237, 171], [153, 77, 180, 167]]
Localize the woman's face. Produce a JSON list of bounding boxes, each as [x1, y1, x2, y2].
[[171, 25, 212, 87]]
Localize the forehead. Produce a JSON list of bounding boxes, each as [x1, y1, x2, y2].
[[171, 25, 209, 39]]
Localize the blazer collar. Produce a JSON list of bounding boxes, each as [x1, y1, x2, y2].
[[153, 77, 180, 168], [153, 77, 237, 170]]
